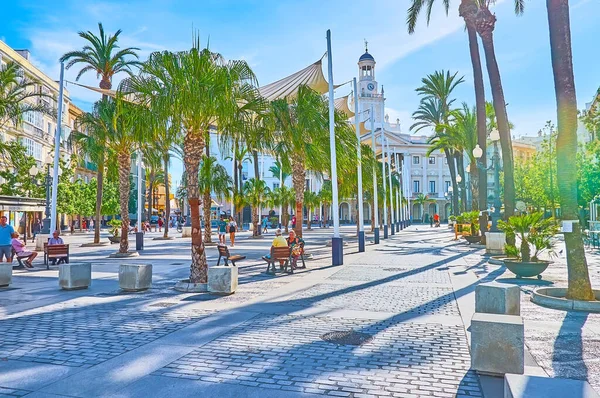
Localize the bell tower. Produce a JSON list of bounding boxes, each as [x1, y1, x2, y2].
[[357, 40, 383, 124]]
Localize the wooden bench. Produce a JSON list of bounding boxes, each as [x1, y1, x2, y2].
[[216, 244, 246, 266], [264, 246, 292, 274], [44, 243, 70, 270]]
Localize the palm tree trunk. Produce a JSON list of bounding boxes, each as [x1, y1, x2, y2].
[[203, 189, 212, 243], [476, 7, 516, 219], [184, 131, 207, 284], [252, 150, 262, 236], [93, 153, 104, 243], [163, 155, 170, 238], [252, 205, 259, 237], [444, 149, 459, 215], [455, 152, 467, 212], [147, 174, 154, 223], [283, 204, 289, 233], [547, 0, 594, 300], [291, 154, 305, 237], [117, 151, 131, 254]]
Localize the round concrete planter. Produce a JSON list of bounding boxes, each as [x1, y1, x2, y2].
[[464, 235, 481, 244], [108, 251, 140, 258], [108, 236, 120, 244], [532, 287, 600, 313], [504, 259, 551, 280], [174, 279, 207, 292]]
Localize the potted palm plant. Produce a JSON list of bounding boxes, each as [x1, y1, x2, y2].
[[498, 212, 559, 279], [108, 219, 122, 244], [461, 211, 482, 244]]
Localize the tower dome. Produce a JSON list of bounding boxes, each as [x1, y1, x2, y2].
[[359, 50, 375, 63]]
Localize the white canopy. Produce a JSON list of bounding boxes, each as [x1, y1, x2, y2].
[[334, 95, 354, 118], [258, 58, 330, 101]]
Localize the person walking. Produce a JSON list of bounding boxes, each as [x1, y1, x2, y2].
[[0, 215, 14, 264], [291, 215, 297, 230], [228, 218, 237, 247], [262, 216, 268, 234], [218, 215, 227, 245], [158, 217, 163, 232], [89, 218, 95, 232]]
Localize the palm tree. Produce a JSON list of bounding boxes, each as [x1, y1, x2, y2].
[[199, 156, 232, 244], [243, 178, 270, 237], [303, 190, 319, 230], [60, 23, 140, 244], [448, 104, 478, 210], [414, 193, 435, 223], [127, 42, 257, 283], [270, 185, 295, 233], [271, 85, 331, 238], [318, 181, 333, 228], [269, 160, 291, 187], [546, 0, 594, 301], [143, 150, 163, 222], [79, 96, 147, 253]]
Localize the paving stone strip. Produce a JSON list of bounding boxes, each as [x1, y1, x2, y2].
[[154, 313, 482, 397]]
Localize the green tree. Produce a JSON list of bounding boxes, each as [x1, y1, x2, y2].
[[546, 0, 594, 300], [61, 22, 140, 244], [128, 41, 257, 283]]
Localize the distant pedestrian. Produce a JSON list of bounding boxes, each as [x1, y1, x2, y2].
[[262, 216, 268, 233], [158, 217, 163, 232], [291, 215, 297, 229], [218, 215, 227, 244], [89, 218, 94, 231], [0, 216, 14, 264], [82, 219, 87, 231], [228, 218, 237, 247]]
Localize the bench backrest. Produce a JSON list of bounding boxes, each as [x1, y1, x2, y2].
[[271, 246, 291, 260], [47, 244, 69, 256], [217, 245, 230, 257]]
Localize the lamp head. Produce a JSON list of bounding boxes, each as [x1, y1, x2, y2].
[[456, 174, 462, 183], [448, 186, 453, 194], [490, 129, 500, 142], [472, 144, 483, 159], [45, 154, 53, 164], [29, 165, 39, 177]]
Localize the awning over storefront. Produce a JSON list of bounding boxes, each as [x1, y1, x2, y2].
[[0, 195, 45, 212]]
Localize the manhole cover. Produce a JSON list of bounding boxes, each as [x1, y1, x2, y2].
[[320, 330, 373, 346], [149, 302, 177, 308]]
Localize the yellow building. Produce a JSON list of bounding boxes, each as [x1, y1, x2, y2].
[[512, 140, 536, 162]]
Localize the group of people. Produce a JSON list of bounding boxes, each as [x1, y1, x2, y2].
[[263, 228, 305, 270], [218, 215, 238, 246], [260, 215, 298, 233], [0, 215, 66, 269]]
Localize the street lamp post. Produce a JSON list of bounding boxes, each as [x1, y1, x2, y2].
[[370, 105, 379, 244], [353, 77, 365, 252], [446, 186, 454, 218], [489, 129, 502, 232]]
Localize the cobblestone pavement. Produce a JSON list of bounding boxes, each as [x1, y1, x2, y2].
[[154, 314, 480, 397], [0, 226, 489, 397]]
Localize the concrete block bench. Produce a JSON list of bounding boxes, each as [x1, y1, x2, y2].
[[0, 263, 12, 287], [504, 374, 599, 398], [476, 282, 520, 315], [59, 262, 92, 290], [119, 263, 152, 292], [471, 312, 524, 376], [208, 266, 238, 294]]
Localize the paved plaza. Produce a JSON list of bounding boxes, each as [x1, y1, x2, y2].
[[0, 225, 599, 397]]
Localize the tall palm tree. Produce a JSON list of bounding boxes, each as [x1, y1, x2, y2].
[[448, 104, 478, 210], [271, 85, 330, 238], [60, 23, 140, 244], [269, 160, 291, 187], [414, 193, 435, 222], [546, 0, 594, 300], [199, 156, 232, 244], [143, 150, 163, 222], [303, 190, 319, 230], [243, 178, 270, 237], [128, 41, 257, 283], [79, 96, 147, 253]]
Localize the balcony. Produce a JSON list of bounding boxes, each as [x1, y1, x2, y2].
[[360, 93, 383, 98]]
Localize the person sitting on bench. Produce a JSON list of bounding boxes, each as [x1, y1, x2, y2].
[[11, 232, 36, 268], [262, 229, 287, 262], [286, 230, 305, 270], [48, 230, 67, 265]]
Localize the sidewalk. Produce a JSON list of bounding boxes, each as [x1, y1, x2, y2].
[[0, 225, 598, 397]]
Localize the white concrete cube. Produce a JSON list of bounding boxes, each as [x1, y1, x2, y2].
[[0, 263, 12, 287], [471, 312, 524, 376], [208, 266, 238, 294], [59, 262, 92, 290], [119, 263, 152, 291], [476, 282, 521, 315], [181, 226, 192, 238], [486, 232, 506, 255], [504, 374, 600, 398], [35, 233, 50, 251]]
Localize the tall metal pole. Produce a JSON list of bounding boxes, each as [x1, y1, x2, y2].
[[49, 62, 65, 234], [394, 147, 400, 232], [380, 120, 388, 239], [370, 105, 379, 244], [279, 157, 283, 227], [386, 138, 395, 236], [353, 78, 365, 252], [135, 152, 144, 250], [327, 30, 343, 265], [231, 141, 235, 221]]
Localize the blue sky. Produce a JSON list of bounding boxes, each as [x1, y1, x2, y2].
[[1, 0, 599, 184]]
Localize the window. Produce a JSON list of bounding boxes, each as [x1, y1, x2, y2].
[[413, 180, 420, 193], [445, 181, 451, 193], [272, 182, 280, 190], [429, 181, 436, 194], [48, 122, 52, 136], [21, 138, 42, 160], [23, 111, 43, 129], [428, 156, 436, 165], [444, 158, 448, 165], [412, 156, 420, 165]]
